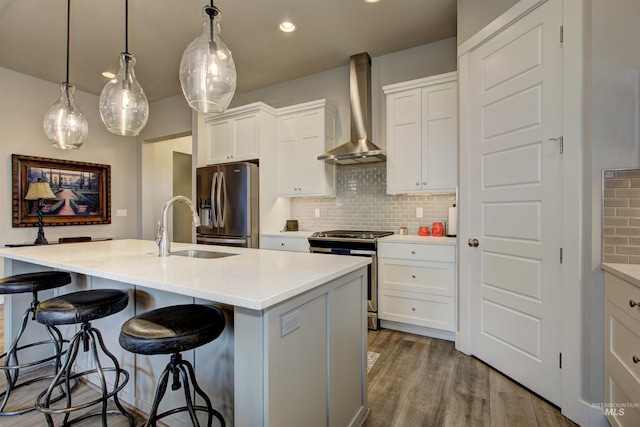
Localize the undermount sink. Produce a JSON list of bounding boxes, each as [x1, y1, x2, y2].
[[171, 250, 238, 259]]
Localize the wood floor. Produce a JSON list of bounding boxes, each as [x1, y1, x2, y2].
[[364, 328, 578, 427], [1, 304, 577, 426]]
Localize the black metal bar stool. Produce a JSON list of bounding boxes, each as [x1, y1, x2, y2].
[[35, 289, 134, 426], [0, 271, 74, 416], [119, 304, 226, 427]]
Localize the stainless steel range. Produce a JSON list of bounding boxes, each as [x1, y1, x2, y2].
[[308, 230, 394, 330]]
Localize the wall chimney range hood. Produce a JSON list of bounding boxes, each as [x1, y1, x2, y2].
[[318, 52, 386, 165]]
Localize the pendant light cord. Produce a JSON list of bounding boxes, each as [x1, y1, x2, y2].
[[65, 0, 70, 83], [125, 0, 129, 53]]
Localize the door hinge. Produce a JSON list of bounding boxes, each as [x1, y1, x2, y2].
[[560, 248, 563, 264], [559, 352, 562, 369], [560, 25, 563, 43], [549, 136, 563, 154]]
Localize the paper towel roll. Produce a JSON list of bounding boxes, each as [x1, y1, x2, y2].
[[447, 205, 457, 236]]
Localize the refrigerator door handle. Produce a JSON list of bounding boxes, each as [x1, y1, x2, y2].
[[218, 171, 225, 227], [211, 172, 219, 228]]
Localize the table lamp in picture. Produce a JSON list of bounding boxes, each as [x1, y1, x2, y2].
[[25, 179, 56, 245]]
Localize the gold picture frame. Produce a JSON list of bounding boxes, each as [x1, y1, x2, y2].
[[12, 154, 111, 227]]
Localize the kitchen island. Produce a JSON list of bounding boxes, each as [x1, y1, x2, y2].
[[0, 239, 370, 427]]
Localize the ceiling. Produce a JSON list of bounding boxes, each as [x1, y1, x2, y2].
[[0, 0, 457, 103]]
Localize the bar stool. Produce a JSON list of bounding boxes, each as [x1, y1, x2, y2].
[[0, 271, 73, 416], [35, 289, 134, 426], [119, 304, 226, 427]]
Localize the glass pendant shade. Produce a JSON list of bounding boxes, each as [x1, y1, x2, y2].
[[99, 52, 149, 136], [180, 6, 237, 114], [43, 82, 88, 150]]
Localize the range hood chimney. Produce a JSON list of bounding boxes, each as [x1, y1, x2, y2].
[[318, 52, 386, 165]]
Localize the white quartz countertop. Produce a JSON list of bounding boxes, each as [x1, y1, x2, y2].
[[0, 239, 370, 310], [602, 263, 640, 288], [379, 235, 457, 245]]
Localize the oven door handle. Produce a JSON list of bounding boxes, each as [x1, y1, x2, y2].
[[309, 247, 375, 256]]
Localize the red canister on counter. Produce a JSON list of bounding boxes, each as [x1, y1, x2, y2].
[[418, 226, 430, 236], [431, 222, 444, 236]]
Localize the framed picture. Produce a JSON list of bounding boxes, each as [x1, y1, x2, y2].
[[12, 154, 111, 227]]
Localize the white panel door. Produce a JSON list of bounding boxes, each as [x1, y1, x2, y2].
[[207, 120, 232, 164], [465, 0, 563, 405], [276, 114, 299, 195], [234, 113, 259, 159], [387, 88, 422, 193], [422, 82, 457, 191], [298, 110, 324, 195]]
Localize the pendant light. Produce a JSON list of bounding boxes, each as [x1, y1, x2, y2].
[[43, 0, 88, 150], [99, 0, 149, 136], [179, 1, 237, 113]]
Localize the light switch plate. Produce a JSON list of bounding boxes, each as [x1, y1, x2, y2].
[[416, 207, 423, 218], [116, 209, 127, 217]]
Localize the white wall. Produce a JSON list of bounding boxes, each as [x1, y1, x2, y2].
[[136, 94, 195, 238], [457, 0, 520, 44], [231, 39, 458, 151], [140, 136, 192, 241], [585, 0, 640, 407], [0, 67, 139, 277]]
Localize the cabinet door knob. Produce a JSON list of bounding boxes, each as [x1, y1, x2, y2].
[[630, 300, 639, 308], [411, 250, 416, 254], [633, 355, 640, 364], [411, 274, 416, 279], [416, 182, 420, 186], [281, 242, 285, 246], [423, 181, 427, 185], [411, 307, 416, 311]]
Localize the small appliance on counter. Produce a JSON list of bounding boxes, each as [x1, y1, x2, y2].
[[283, 220, 299, 231]]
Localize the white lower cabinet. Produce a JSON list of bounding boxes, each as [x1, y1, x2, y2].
[[260, 233, 311, 253], [604, 269, 640, 426], [378, 240, 456, 340]]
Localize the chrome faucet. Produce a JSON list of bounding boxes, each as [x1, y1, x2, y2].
[[156, 195, 201, 257]]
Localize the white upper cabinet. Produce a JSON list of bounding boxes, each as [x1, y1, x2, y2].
[[204, 102, 276, 165], [276, 100, 337, 197], [384, 72, 458, 194]]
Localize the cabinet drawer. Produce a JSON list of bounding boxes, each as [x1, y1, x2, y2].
[[605, 374, 640, 427], [378, 242, 455, 262], [606, 272, 640, 325], [379, 259, 454, 297], [606, 300, 640, 385], [379, 288, 454, 331], [261, 236, 310, 253]]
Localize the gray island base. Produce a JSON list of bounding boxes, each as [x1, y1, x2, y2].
[[0, 239, 369, 426]]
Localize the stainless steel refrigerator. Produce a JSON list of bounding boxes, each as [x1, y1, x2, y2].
[[196, 162, 259, 248]]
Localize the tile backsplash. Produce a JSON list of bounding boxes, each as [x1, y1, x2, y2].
[[290, 163, 456, 234], [603, 168, 640, 263]]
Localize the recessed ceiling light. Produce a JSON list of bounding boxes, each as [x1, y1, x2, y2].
[[102, 71, 116, 79], [365, 0, 380, 3], [279, 21, 295, 32]]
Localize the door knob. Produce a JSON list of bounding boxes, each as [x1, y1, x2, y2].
[[468, 238, 479, 247]]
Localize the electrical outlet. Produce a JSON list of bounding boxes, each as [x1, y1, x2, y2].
[[281, 309, 301, 336], [416, 207, 423, 218], [315, 208, 320, 218]]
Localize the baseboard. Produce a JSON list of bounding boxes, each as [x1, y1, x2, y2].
[[379, 320, 455, 342]]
